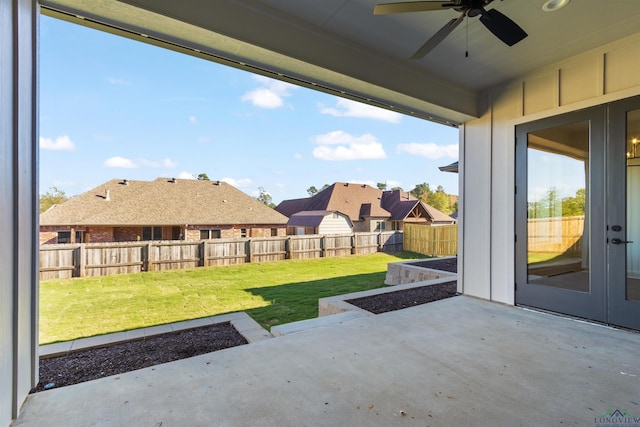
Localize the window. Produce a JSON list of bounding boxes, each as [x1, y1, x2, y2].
[[240, 228, 247, 238], [200, 229, 221, 239], [271, 228, 278, 237], [57, 231, 71, 244], [375, 221, 386, 232], [142, 226, 163, 241]]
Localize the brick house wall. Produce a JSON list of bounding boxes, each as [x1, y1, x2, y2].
[[87, 227, 114, 243], [188, 224, 286, 240], [39, 226, 59, 245], [39, 226, 114, 245], [41, 224, 287, 244]]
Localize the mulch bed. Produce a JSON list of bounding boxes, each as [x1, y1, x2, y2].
[[408, 257, 458, 273], [347, 281, 458, 314], [31, 321, 247, 393], [346, 257, 458, 314]]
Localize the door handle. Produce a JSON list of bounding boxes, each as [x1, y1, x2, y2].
[[611, 238, 634, 245]]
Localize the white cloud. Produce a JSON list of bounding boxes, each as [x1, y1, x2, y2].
[[222, 177, 252, 188], [107, 77, 131, 85], [104, 156, 137, 168], [178, 171, 196, 180], [396, 142, 458, 159], [189, 116, 197, 124], [385, 180, 403, 188], [241, 75, 297, 109], [319, 98, 402, 123], [162, 158, 177, 168], [40, 135, 75, 151], [312, 131, 387, 161], [138, 157, 177, 168], [294, 153, 303, 160]]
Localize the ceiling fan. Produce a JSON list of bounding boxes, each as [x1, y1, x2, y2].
[[373, 0, 528, 59]]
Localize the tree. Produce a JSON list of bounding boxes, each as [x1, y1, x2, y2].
[[256, 187, 276, 208], [377, 182, 387, 191], [528, 187, 561, 219], [197, 173, 210, 181], [410, 182, 431, 202], [308, 184, 330, 196], [40, 187, 68, 213], [561, 188, 586, 217], [427, 185, 453, 214]]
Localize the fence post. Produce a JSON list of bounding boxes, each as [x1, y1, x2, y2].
[[143, 242, 151, 272], [321, 235, 326, 258], [247, 239, 252, 263], [286, 237, 291, 260], [200, 241, 206, 267], [76, 244, 84, 277]]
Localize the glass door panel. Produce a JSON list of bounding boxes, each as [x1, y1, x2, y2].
[[526, 121, 589, 293], [626, 109, 640, 302], [515, 107, 606, 323], [608, 99, 640, 330]]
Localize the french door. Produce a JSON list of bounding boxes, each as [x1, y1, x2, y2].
[[516, 98, 640, 330]]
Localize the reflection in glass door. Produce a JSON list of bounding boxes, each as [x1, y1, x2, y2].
[[526, 122, 589, 293], [625, 110, 640, 302]]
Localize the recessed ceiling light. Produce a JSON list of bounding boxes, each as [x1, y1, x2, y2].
[[542, 0, 570, 12]]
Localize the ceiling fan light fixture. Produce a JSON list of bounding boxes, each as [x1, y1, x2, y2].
[[542, 0, 570, 12]]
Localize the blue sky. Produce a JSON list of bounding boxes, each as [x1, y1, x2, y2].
[[39, 15, 459, 204]]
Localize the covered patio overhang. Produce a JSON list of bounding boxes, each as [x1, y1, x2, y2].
[[4, 0, 640, 424]]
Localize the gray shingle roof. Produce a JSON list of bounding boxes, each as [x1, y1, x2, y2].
[[40, 178, 288, 226]]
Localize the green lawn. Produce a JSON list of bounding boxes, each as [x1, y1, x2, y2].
[[39, 252, 425, 345]]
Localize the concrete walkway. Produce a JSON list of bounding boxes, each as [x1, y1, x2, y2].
[[14, 296, 640, 426]]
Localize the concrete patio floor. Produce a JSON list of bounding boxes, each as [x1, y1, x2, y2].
[[14, 296, 640, 426]]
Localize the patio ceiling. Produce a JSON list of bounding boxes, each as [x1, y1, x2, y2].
[[40, 0, 640, 124]]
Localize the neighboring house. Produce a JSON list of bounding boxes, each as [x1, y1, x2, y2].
[[39, 178, 288, 245], [276, 182, 454, 234], [286, 210, 353, 235]]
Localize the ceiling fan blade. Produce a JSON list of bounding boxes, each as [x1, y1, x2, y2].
[[411, 13, 464, 59], [374, 1, 457, 15], [479, 8, 527, 46]]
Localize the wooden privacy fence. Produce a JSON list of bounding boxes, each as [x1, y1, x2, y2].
[[403, 224, 458, 256], [527, 215, 584, 254], [39, 231, 404, 280]]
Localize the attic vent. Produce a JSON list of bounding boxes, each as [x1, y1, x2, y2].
[[169, 178, 177, 183], [361, 184, 366, 188], [121, 179, 129, 186], [223, 199, 228, 203], [214, 181, 220, 186], [344, 183, 349, 187], [105, 190, 110, 201]]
